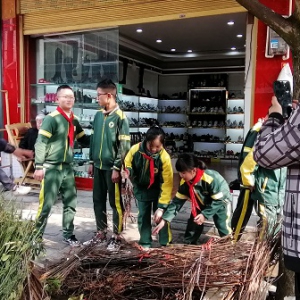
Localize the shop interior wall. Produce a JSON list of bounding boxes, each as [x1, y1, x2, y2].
[[119, 61, 244, 100]]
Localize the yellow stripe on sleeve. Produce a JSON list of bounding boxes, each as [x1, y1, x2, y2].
[[211, 192, 224, 200], [119, 135, 131, 141], [76, 131, 85, 139], [158, 149, 173, 206], [39, 129, 52, 138], [175, 192, 189, 200]]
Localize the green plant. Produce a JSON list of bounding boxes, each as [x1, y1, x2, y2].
[[0, 194, 42, 299]]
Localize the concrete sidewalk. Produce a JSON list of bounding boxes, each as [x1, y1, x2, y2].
[[6, 185, 258, 266]]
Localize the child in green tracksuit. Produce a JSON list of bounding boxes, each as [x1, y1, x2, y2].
[[153, 153, 232, 244], [34, 85, 90, 246], [231, 119, 286, 241], [85, 79, 131, 252], [124, 126, 173, 250]]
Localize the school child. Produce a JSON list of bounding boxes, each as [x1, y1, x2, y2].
[[153, 153, 232, 244], [124, 126, 173, 250]]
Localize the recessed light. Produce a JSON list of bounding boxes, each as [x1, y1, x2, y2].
[[136, 28, 143, 33], [187, 50, 192, 53], [231, 47, 236, 50], [227, 21, 235, 25], [156, 39, 162, 43], [171, 48, 176, 52], [237, 34, 243, 38]]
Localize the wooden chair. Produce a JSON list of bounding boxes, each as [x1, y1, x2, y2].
[[5, 123, 40, 188]]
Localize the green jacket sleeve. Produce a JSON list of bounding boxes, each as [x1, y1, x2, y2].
[[34, 116, 55, 169], [113, 115, 130, 171], [162, 183, 189, 222]]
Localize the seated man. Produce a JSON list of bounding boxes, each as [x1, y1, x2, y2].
[[0, 114, 45, 195], [0, 138, 34, 195], [19, 113, 45, 151]]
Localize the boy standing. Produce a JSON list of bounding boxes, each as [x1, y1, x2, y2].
[[86, 79, 130, 251], [34, 85, 90, 246]]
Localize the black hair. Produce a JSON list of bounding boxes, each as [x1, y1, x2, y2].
[[175, 153, 207, 172], [56, 85, 73, 93], [145, 125, 166, 145], [97, 79, 117, 92]]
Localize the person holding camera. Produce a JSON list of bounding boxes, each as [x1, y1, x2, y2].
[[254, 95, 300, 298]]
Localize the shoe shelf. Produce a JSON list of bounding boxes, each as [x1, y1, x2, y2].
[[187, 87, 227, 155], [225, 98, 245, 154]]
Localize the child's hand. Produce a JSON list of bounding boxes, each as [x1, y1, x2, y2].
[[153, 208, 164, 223], [121, 168, 130, 179], [152, 220, 166, 235], [194, 214, 205, 225]]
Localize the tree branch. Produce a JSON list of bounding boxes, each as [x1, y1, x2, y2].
[[235, 0, 293, 40]]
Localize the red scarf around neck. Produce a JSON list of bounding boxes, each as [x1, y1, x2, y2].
[[57, 107, 74, 148], [186, 168, 205, 217], [141, 152, 154, 189]]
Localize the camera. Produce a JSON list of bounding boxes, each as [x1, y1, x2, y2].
[[273, 80, 292, 119]]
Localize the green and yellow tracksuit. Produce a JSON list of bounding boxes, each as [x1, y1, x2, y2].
[[162, 170, 232, 244], [125, 141, 173, 248], [89, 106, 130, 234], [35, 111, 90, 239], [231, 121, 287, 241]]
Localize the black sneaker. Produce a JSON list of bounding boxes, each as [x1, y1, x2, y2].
[[106, 237, 121, 252], [63, 235, 81, 247]]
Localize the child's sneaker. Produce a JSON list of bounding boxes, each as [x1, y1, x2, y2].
[[63, 235, 81, 247], [83, 231, 107, 246], [106, 236, 121, 252], [13, 185, 32, 195]]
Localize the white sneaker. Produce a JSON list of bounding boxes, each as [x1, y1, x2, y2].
[[14, 185, 32, 195]]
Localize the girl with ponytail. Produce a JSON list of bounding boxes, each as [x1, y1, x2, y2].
[[153, 153, 232, 244]]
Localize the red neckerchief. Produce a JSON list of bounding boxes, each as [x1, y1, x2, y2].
[[186, 168, 205, 217], [57, 107, 74, 148], [141, 152, 155, 189]]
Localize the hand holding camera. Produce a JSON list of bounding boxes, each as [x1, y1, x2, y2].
[[273, 80, 292, 119]]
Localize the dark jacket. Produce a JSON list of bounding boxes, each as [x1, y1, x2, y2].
[[0, 138, 16, 154], [254, 106, 300, 272], [19, 128, 38, 151]]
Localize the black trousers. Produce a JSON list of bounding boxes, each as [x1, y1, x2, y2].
[[296, 272, 300, 300]]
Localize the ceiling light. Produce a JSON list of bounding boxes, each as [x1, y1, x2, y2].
[[231, 47, 236, 50], [187, 50, 193, 53], [227, 21, 235, 25], [237, 34, 243, 38], [171, 48, 176, 52], [156, 39, 162, 43], [136, 28, 143, 33]]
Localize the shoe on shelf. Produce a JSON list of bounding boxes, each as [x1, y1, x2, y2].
[[13, 185, 32, 195], [107, 236, 121, 252], [63, 235, 81, 247], [83, 231, 107, 246]]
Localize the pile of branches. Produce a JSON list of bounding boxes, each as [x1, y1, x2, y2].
[[36, 235, 278, 300]]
